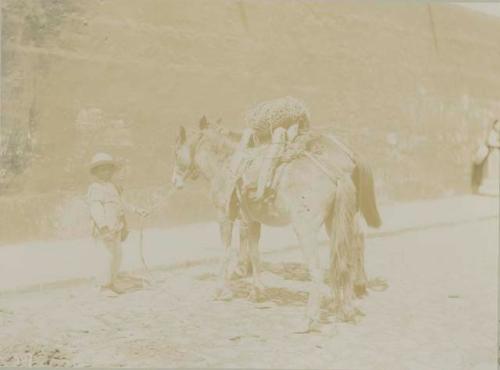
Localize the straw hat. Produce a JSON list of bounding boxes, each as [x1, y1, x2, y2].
[[89, 152, 118, 173]]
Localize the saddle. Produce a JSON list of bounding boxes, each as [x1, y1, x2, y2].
[[235, 132, 324, 201], [237, 157, 286, 202], [230, 131, 356, 213]]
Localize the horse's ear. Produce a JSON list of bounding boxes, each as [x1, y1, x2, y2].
[[199, 115, 209, 130], [177, 125, 186, 144]]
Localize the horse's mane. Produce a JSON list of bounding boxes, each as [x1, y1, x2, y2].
[[198, 124, 242, 157]]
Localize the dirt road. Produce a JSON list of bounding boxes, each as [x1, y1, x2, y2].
[[0, 217, 497, 369]]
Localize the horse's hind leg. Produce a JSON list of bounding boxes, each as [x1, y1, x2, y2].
[[294, 223, 323, 332], [353, 214, 368, 298], [244, 221, 264, 301]]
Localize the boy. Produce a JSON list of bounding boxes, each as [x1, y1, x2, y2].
[[87, 152, 148, 296]]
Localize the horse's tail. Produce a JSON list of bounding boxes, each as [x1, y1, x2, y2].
[[328, 176, 358, 307], [352, 158, 382, 228]]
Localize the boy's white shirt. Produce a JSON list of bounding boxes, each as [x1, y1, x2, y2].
[[87, 181, 134, 233]]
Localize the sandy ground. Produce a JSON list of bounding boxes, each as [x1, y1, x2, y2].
[[0, 195, 496, 292], [0, 216, 497, 369]]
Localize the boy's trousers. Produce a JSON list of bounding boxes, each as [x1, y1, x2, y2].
[[93, 232, 122, 287]]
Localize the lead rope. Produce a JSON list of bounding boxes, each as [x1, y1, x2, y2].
[[138, 187, 177, 286], [138, 214, 149, 277]]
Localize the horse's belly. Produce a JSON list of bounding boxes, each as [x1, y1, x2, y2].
[[256, 214, 290, 227], [246, 203, 291, 227]]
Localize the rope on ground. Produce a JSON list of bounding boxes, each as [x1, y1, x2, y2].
[[137, 186, 177, 284]]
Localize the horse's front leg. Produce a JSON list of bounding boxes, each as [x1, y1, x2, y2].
[[241, 220, 264, 301], [236, 221, 252, 277], [249, 222, 264, 292], [214, 219, 236, 300]]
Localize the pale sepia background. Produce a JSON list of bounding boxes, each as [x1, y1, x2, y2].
[[1, 1, 499, 242]]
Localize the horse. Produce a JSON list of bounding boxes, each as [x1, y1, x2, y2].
[[171, 117, 382, 331]]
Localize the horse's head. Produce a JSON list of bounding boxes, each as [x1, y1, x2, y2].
[[172, 115, 239, 188], [171, 116, 212, 189]]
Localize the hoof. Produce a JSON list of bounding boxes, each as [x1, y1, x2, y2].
[[230, 267, 246, 280], [213, 288, 221, 300], [337, 306, 364, 324], [367, 277, 388, 291], [235, 262, 252, 278], [295, 318, 320, 334], [308, 319, 321, 332], [248, 289, 258, 302], [255, 282, 266, 292], [214, 287, 233, 301], [248, 287, 265, 302], [354, 284, 368, 298]]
